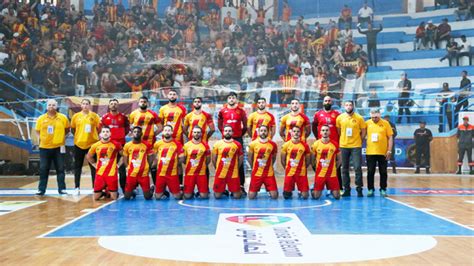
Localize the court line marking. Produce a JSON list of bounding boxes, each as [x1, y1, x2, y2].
[[465, 200, 474, 204], [387, 198, 474, 232], [177, 199, 332, 210], [37, 199, 119, 238]]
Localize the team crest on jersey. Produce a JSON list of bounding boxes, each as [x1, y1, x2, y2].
[[352, 119, 357, 124], [331, 113, 336, 118]]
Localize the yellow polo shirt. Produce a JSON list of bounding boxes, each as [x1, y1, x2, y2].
[[365, 119, 393, 155], [71, 111, 100, 149], [336, 113, 366, 148], [35, 112, 70, 149]]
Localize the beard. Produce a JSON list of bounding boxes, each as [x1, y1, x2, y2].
[[224, 134, 232, 140], [169, 98, 177, 103], [323, 104, 332, 111], [139, 104, 147, 110], [133, 136, 141, 142], [194, 105, 201, 110], [345, 108, 353, 114]]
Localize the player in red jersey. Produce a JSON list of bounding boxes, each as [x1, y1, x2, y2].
[[123, 126, 154, 200], [212, 125, 244, 199], [247, 97, 276, 141], [100, 99, 129, 193], [152, 125, 185, 200], [183, 126, 211, 199], [311, 125, 342, 200], [279, 98, 311, 141], [312, 96, 343, 191], [217, 92, 247, 195], [86, 126, 123, 200], [281, 126, 311, 199], [183, 97, 215, 142], [248, 125, 278, 199]]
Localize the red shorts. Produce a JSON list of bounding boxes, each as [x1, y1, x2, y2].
[[94, 175, 118, 192], [283, 175, 309, 193], [125, 175, 151, 193], [184, 175, 209, 194], [249, 175, 278, 193], [155, 175, 181, 194], [314, 176, 340, 191], [213, 176, 240, 193]]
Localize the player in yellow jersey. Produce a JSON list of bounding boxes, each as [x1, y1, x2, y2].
[[248, 125, 278, 199], [212, 125, 244, 199], [87, 126, 123, 200], [129, 96, 162, 145], [279, 98, 311, 141], [184, 97, 215, 142], [123, 126, 154, 200], [247, 98, 276, 141], [183, 126, 211, 199], [71, 98, 100, 195], [311, 125, 342, 200], [281, 126, 311, 199], [152, 125, 185, 200]]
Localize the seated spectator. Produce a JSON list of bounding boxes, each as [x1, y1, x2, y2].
[[426, 20, 437, 49], [440, 37, 460, 66], [338, 5, 353, 30], [414, 22, 427, 51], [357, 2, 373, 28], [457, 35, 472, 66], [436, 18, 451, 49], [455, 0, 470, 21]]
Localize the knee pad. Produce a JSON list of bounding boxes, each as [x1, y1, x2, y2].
[[283, 191, 292, 199]]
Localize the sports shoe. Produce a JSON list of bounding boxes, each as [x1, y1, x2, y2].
[[414, 168, 420, 174], [341, 190, 351, 197], [356, 187, 363, 197], [222, 190, 230, 197], [74, 188, 80, 195], [35, 191, 45, 196], [367, 189, 374, 197], [163, 190, 170, 198], [58, 190, 68, 195], [380, 189, 387, 197], [150, 184, 155, 193], [425, 168, 430, 174], [240, 186, 247, 198]]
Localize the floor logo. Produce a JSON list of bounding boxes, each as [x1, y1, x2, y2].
[[226, 215, 292, 227]]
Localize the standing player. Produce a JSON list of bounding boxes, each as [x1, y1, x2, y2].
[[101, 99, 129, 194], [123, 126, 154, 200], [86, 126, 123, 201], [183, 126, 211, 199], [311, 125, 342, 200], [279, 99, 311, 141], [212, 125, 244, 199], [159, 89, 187, 144], [71, 98, 100, 195], [129, 96, 162, 184], [184, 97, 215, 142], [159, 90, 187, 186], [281, 126, 311, 199], [312, 96, 342, 191], [217, 92, 247, 195], [247, 125, 278, 199], [247, 97, 276, 140], [152, 125, 185, 200]]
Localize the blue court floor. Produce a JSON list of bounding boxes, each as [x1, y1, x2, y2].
[[44, 192, 474, 238]]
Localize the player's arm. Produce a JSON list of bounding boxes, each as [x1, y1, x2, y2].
[[207, 122, 215, 141], [279, 124, 286, 139], [360, 127, 367, 141], [123, 153, 129, 168], [247, 117, 253, 137], [310, 152, 316, 171], [117, 150, 124, 167], [311, 117, 318, 139], [305, 154, 311, 170], [280, 151, 287, 168], [247, 149, 254, 167], [305, 124, 311, 138], [205, 152, 211, 165], [86, 152, 97, 168], [211, 152, 217, 169], [178, 154, 185, 164], [241, 111, 248, 137], [238, 154, 244, 168], [217, 110, 224, 135], [386, 135, 393, 160]]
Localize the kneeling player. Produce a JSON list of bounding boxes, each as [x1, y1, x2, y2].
[[281, 126, 310, 199], [183, 126, 211, 199], [123, 126, 154, 200], [311, 125, 341, 200], [152, 125, 185, 200], [212, 125, 243, 199], [248, 125, 278, 199], [87, 126, 122, 200]]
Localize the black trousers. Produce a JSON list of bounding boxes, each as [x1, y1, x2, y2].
[[74, 145, 96, 188], [367, 43, 378, 67], [415, 144, 430, 168], [457, 52, 472, 66], [235, 136, 246, 188], [397, 101, 412, 123], [38, 148, 66, 193], [366, 155, 388, 190], [458, 145, 472, 164], [439, 106, 453, 132]]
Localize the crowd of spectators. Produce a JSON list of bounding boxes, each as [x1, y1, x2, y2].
[[0, 0, 471, 103]]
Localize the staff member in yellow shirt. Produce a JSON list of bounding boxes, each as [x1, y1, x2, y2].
[[365, 109, 393, 197], [71, 98, 100, 195], [336, 100, 366, 197], [35, 99, 70, 196]]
